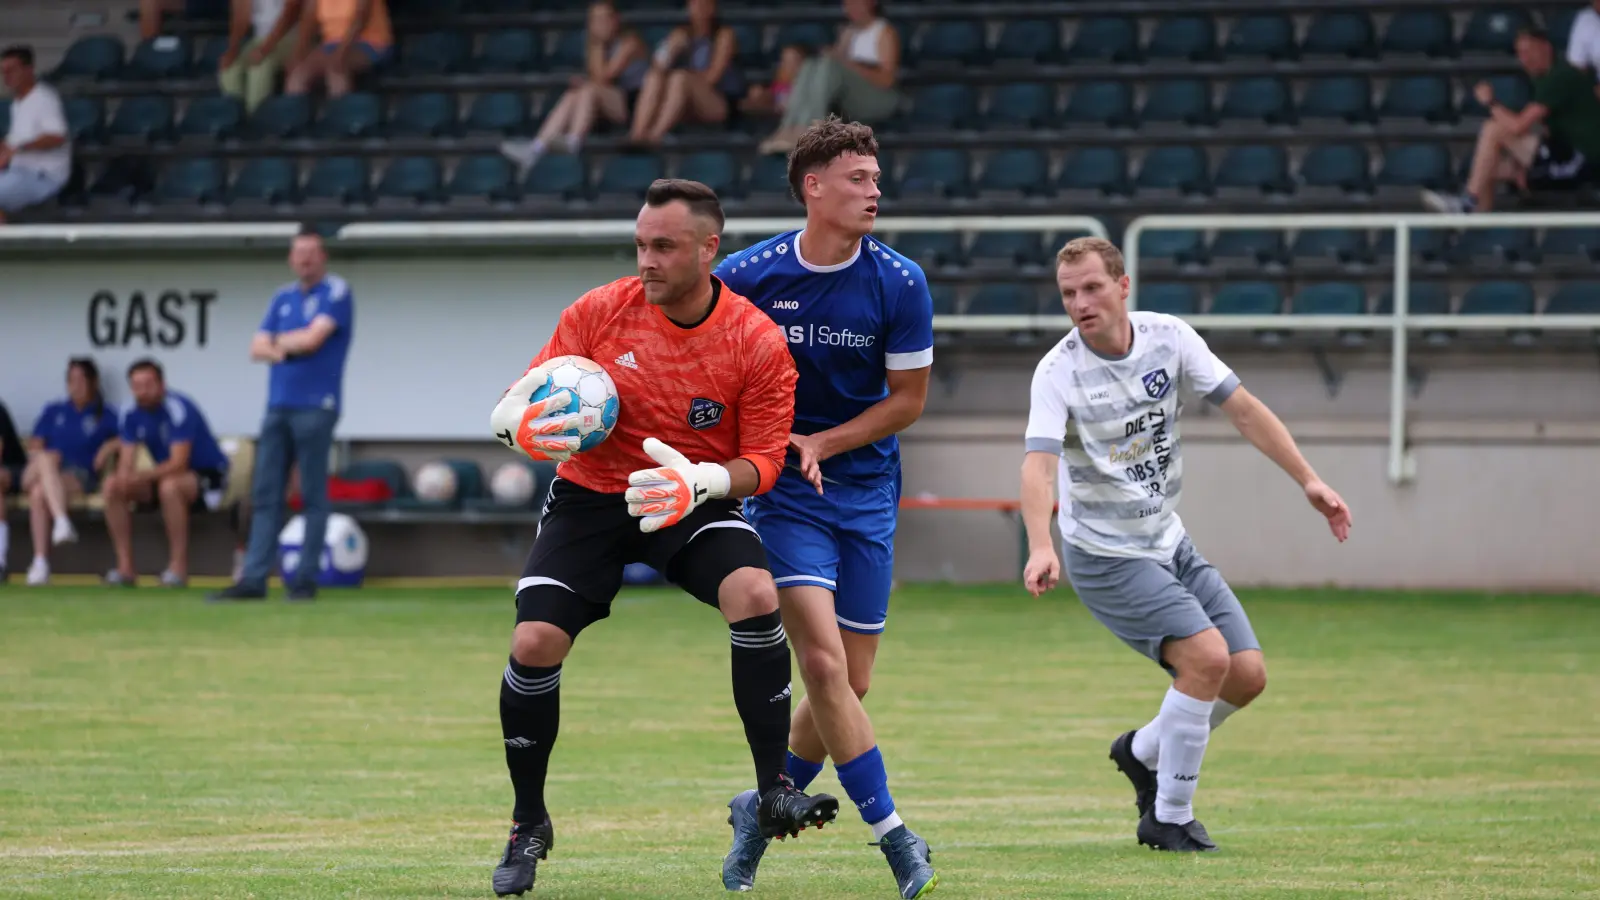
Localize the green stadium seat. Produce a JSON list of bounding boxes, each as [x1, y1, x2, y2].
[[402, 30, 472, 75], [730, 25, 764, 68], [773, 22, 833, 54], [315, 92, 384, 139], [1146, 16, 1217, 62], [54, 35, 125, 80], [1462, 9, 1532, 55], [231, 157, 299, 206], [595, 153, 663, 200], [153, 157, 226, 206], [895, 232, 966, 269], [1210, 230, 1287, 266], [0, 99, 8, 135], [984, 83, 1055, 131], [333, 459, 410, 510], [475, 28, 541, 73], [1141, 79, 1214, 127], [1063, 81, 1133, 129], [376, 156, 444, 206], [1546, 8, 1579, 48], [1219, 77, 1292, 125], [524, 154, 588, 201], [304, 157, 372, 206], [1291, 229, 1371, 265], [1460, 281, 1535, 315], [1138, 283, 1199, 316], [465, 92, 529, 135], [968, 231, 1046, 268], [928, 283, 959, 316], [195, 35, 229, 73], [976, 149, 1050, 198], [449, 154, 518, 205], [747, 154, 791, 200], [1134, 146, 1210, 196], [1211, 282, 1284, 315], [1066, 17, 1139, 63], [967, 283, 1040, 316], [1374, 283, 1452, 315], [108, 95, 174, 144], [64, 97, 106, 145], [916, 20, 988, 67], [1545, 282, 1600, 314], [676, 150, 743, 199], [1373, 229, 1454, 266], [1381, 11, 1455, 57], [1292, 282, 1366, 315], [391, 92, 458, 138], [177, 95, 243, 142], [1457, 228, 1538, 265], [907, 84, 976, 132], [126, 36, 192, 80], [1376, 144, 1453, 191], [248, 94, 312, 139], [899, 149, 972, 199], [1137, 230, 1206, 266], [1380, 76, 1456, 123], [1541, 228, 1600, 262], [1214, 145, 1292, 196], [1461, 75, 1532, 116], [1300, 77, 1375, 124], [1224, 15, 1295, 60], [89, 155, 156, 205], [549, 29, 586, 70], [1298, 143, 1373, 195], [1300, 12, 1376, 58], [994, 19, 1061, 65]]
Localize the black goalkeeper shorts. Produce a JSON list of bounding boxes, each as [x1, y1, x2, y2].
[[514, 476, 770, 639]]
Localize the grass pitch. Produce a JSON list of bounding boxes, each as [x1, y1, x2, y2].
[[0, 585, 1596, 899]]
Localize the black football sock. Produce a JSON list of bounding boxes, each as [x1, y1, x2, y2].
[[500, 656, 561, 824], [729, 611, 792, 795]]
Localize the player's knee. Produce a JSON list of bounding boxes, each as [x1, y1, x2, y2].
[[1230, 654, 1267, 704], [718, 567, 779, 620], [102, 474, 125, 498], [849, 673, 870, 701], [511, 622, 571, 669], [795, 643, 848, 689], [157, 475, 185, 501]]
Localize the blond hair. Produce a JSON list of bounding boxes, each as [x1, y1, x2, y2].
[[1056, 236, 1125, 279]]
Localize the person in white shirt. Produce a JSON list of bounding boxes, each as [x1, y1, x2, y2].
[[0, 46, 71, 224], [1568, 1, 1600, 78], [1019, 237, 1352, 853]]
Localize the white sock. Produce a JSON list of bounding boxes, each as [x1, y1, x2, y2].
[[1131, 714, 1162, 767], [869, 811, 904, 841], [1154, 687, 1214, 826], [1210, 698, 1240, 731], [0, 522, 9, 562]]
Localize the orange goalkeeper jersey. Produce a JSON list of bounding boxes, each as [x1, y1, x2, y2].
[[524, 276, 798, 496]]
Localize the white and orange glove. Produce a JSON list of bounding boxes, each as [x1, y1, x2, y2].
[[490, 365, 599, 463], [625, 438, 731, 533]]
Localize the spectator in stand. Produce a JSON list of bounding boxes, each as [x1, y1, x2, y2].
[[215, 0, 299, 113], [18, 359, 121, 586], [626, 0, 744, 147], [1567, 1, 1600, 80], [500, 1, 648, 176], [284, 0, 393, 100], [740, 45, 804, 119], [756, 0, 902, 155], [1424, 28, 1600, 214], [140, 0, 231, 39], [0, 398, 25, 582], [102, 359, 231, 588], [0, 46, 71, 225], [210, 227, 353, 604]]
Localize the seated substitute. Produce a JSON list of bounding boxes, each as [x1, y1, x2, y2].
[[19, 358, 120, 586]]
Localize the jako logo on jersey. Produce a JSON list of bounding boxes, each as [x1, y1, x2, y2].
[[1142, 368, 1172, 400], [687, 397, 725, 430], [771, 300, 800, 310], [784, 324, 876, 349]]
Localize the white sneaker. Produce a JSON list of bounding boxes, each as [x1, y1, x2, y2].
[[51, 515, 78, 546], [499, 139, 542, 179], [1420, 189, 1468, 214], [25, 557, 49, 586]]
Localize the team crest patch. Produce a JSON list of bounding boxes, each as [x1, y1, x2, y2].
[[1142, 368, 1172, 399], [687, 397, 725, 430]]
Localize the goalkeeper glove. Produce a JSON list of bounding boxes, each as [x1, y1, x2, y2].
[[625, 438, 731, 533], [489, 365, 598, 463]]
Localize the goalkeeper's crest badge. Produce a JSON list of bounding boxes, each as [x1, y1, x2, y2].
[[1142, 368, 1172, 400], [687, 397, 725, 430]]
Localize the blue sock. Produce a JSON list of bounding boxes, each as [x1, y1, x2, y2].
[[786, 750, 824, 792], [834, 745, 896, 825]]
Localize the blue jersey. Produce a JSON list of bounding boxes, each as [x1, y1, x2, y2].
[[260, 274, 355, 411], [119, 391, 230, 473], [32, 398, 119, 473], [715, 230, 934, 487]]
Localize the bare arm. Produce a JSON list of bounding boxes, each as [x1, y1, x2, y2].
[[291, 0, 317, 59], [1221, 386, 1353, 541], [10, 134, 66, 152], [226, 0, 253, 54], [839, 25, 899, 91], [1020, 451, 1058, 554], [258, 0, 304, 53], [601, 33, 645, 82], [1490, 101, 1547, 136], [698, 27, 736, 86], [251, 331, 285, 363], [147, 441, 193, 481], [275, 315, 338, 356], [721, 458, 761, 499], [116, 440, 139, 479], [812, 366, 929, 460]]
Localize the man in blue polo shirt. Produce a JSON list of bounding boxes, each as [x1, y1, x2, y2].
[[102, 358, 231, 587], [210, 226, 354, 603]]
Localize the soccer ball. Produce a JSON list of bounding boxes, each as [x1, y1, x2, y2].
[[414, 461, 458, 502], [490, 462, 537, 506], [524, 355, 621, 454]]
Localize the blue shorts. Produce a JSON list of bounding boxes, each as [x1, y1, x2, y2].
[[744, 472, 900, 635]]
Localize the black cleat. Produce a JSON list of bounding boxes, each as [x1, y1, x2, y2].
[[493, 815, 554, 896], [1136, 808, 1218, 853], [756, 773, 840, 840], [206, 583, 267, 603], [1109, 730, 1156, 818]]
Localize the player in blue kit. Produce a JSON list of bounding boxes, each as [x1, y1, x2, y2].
[[713, 116, 938, 898]]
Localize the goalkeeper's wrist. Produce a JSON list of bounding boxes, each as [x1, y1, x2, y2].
[[698, 463, 732, 500]]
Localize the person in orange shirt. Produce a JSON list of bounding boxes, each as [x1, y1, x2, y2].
[[483, 179, 839, 897], [284, 0, 392, 99]]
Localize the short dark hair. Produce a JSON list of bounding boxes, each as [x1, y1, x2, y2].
[[1518, 26, 1551, 45], [644, 178, 725, 233], [127, 358, 164, 382], [1, 45, 34, 67], [786, 115, 880, 203]]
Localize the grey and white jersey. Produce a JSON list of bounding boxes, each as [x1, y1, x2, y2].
[[1024, 311, 1240, 561]]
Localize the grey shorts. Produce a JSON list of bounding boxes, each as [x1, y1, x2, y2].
[[1063, 536, 1260, 674]]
